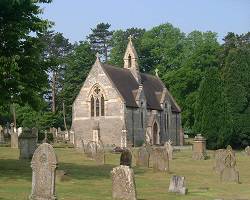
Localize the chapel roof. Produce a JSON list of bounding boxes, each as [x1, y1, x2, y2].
[[102, 63, 181, 113]]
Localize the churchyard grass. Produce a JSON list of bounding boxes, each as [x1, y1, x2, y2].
[[0, 146, 250, 200]]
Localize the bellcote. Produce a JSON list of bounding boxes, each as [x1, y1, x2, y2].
[[123, 36, 141, 83]]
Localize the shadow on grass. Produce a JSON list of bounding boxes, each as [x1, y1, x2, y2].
[[0, 158, 147, 182]]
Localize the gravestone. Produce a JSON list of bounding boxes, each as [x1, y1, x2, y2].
[[214, 149, 227, 174], [120, 149, 132, 167], [220, 145, 239, 183], [168, 175, 188, 195], [152, 148, 169, 172], [95, 141, 105, 165], [0, 125, 4, 144], [192, 134, 207, 160], [29, 143, 58, 200], [19, 127, 38, 159], [111, 165, 137, 200], [85, 141, 98, 159], [164, 140, 173, 160], [10, 123, 18, 148], [136, 145, 149, 168], [245, 146, 250, 156]]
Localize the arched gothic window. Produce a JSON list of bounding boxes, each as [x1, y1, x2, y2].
[[128, 54, 132, 68], [101, 95, 105, 116], [96, 98, 100, 117], [90, 85, 105, 117], [91, 96, 94, 117]]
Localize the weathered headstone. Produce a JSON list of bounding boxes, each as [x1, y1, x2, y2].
[[18, 127, 38, 159], [220, 145, 239, 183], [120, 149, 132, 167], [168, 175, 188, 195], [95, 141, 105, 165], [214, 149, 227, 174], [0, 125, 4, 144], [245, 146, 250, 156], [29, 143, 58, 200], [136, 145, 149, 168], [192, 134, 207, 160], [164, 140, 173, 160], [85, 141, 98, 159], [152, 148, 169, 172], [10, 123, 18, 148], [111, 165, 137, 200], [43, 131, 49, 143]]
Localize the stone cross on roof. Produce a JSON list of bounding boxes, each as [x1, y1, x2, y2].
[[96, 52, 100, 59], [155, 68, 159, 77], [128, 35, 133, 42]]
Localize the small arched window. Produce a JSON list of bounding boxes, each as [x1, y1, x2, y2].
[[91, 96, 94, 117], [128, 54, 132, 68], [101, 95, 105, 116], [96, 98, 100, 117]]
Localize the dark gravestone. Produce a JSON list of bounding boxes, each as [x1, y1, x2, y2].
[[111, 165, 137, 200], [136, 146, 149, 168], [18, 127, 38, 159], [120, 149, 132, 167]]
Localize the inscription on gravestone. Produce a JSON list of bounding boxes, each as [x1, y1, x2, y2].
[[168, 175, 188, 195]]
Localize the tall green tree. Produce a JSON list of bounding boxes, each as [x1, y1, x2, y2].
[[0, 0, 52, 108], [87, 23, 113, 62], [40, 31, 73, 112], [109, 28, 145, 68], [60, 42, 95, 126], [194, 68, 228, 149], [221, 32, 250, 148]]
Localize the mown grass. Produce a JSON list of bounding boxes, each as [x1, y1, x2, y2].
[[0, 146, 250, 200]]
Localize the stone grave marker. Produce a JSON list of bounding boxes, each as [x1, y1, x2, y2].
[[245, 146, 250, 156], [152, 148, 169, 172], [214, 149, 227, 174], [10, 123, 18, 148], [192, 134, 207, 160], [136, 145, 149, 168], [0, 125, 4, 144], [95, 141, 105, 165], [120, 149, 132, 167], [18, 127, 38, 159], [220, 145, 239, 183], [168, 175, 188, 195], [111, 165, 137, 200], [85, 141, 97, 159], [164, 140, 173, 160], [29, 143, 58, 200]]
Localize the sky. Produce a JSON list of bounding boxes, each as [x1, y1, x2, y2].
[[40, 0, 250, 43]]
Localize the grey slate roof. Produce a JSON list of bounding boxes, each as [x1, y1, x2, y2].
[[102, 64, 181, 113]]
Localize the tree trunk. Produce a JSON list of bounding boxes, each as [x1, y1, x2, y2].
[[12, 103, 16, 128], [62, 101, 68, 132], [52, 71, 56, 113]]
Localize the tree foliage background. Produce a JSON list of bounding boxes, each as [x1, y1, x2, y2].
[[0, 1, 249, 148]]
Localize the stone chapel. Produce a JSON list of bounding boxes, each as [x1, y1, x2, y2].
[[71, 37, 183, 148]]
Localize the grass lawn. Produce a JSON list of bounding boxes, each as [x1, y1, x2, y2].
[[0, 146, 250, 200]]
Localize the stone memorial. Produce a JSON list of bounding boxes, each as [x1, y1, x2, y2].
[[245, 146, 250, 156], [0, 125, 4, 144], [19, 127, 38, 159], [152, 148, 169, 172], [192, 134, 207, 160], [164, 140, 173, 160], [111, 165, 137, 200], [220, 145, 239, 183], [214, 149, 227, 174], [85, 141, 98, 159], [95, 141, 105, 165], [120, 149, 132, 167], [136, 145, 149, 168], [10, 123, 18, 148], [29, 143, 58, 200], [168, 175, 188, 195]]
